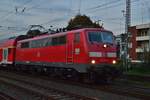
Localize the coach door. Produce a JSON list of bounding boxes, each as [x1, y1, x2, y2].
[[2, 48, 8, 63], [66, 33, 74, 64]]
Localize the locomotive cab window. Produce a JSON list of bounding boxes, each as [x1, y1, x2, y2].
[[88, 31, 113, 44], [74, 33, 80, 43]]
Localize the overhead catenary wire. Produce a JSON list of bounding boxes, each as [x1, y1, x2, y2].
[[0, 0, 149, 37], [86, 0, 122, 11]]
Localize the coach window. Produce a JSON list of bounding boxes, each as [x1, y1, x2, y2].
[[21, 42, 29, 48], [8, 48, 11, 54], [74, 33, 80, 43]]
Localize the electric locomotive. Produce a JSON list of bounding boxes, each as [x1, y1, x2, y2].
[[0, 28, 120, 83]]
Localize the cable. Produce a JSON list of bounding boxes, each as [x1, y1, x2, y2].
[[86, 0, 139, 14], [86, 0, 122, 11]]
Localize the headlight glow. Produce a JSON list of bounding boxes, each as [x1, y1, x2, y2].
[[91, 60, 96, 64], [103, 44, 107, 48], [112, 60, 116, 64]]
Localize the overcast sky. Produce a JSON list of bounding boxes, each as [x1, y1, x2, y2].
[[0, 0, 150, 39]]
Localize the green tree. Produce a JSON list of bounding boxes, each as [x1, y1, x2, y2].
[[66, 14, 102, 30]]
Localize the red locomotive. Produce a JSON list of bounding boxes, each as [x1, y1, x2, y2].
[[0, 28, 120, 83]]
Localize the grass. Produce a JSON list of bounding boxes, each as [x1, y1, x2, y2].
[[126, 65, 150, 76], [118, 63, 150, 88]]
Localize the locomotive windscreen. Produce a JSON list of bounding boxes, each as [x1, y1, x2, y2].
[[88, 31, 113, 44]]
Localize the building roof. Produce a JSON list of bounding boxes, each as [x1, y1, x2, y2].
[[136, 23, 150, 29]]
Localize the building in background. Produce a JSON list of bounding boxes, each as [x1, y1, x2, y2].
[[115, 34, 126, 60], [129, 23, 150, 62]]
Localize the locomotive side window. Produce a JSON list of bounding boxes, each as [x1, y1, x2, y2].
[[52, 37, 58, 45], [30, 40, 37, 48], [59, 36, 66, 45], [30, 38, 49, 48], [74, 33, 80, 43], [21, 42, 29, 48], [21, 35, 66, 48], [52, 35, 66, 46], [46, 38, 52, 46]]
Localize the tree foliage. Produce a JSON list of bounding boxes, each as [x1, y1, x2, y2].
[[66, 14, 102, 30]]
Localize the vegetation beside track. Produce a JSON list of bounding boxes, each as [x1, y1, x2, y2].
[[115, 60, 150, 87], [115, 60, 150, 76], [126, 63, 150, 76]]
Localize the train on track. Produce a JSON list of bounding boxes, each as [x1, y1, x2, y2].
[[0, 28, 120, 83]]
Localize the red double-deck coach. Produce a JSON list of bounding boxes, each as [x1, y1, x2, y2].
[[0, 38, 17, 66]]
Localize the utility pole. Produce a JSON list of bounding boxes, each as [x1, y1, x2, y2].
[[124, 0, 131, 70]]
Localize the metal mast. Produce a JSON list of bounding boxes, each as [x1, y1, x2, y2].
[[125, 0, 131, 70], [125, 0, 131, 33]]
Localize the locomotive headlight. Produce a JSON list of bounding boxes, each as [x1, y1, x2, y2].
[[112, 60, 116, 64], [103, 44, 107, 48], [91, 60, 96, 64]]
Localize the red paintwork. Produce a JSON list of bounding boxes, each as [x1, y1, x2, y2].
[[85, 30, 117, 64], [0, 49, 2, 62], [15, 28, 117, 65], [129, 26, 137, 60], [16, 30, 88, 64], [0, 39, 16, 63]]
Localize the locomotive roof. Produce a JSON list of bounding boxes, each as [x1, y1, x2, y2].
[[18, 28, 112, 43]]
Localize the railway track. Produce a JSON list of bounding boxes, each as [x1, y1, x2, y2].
[[0, 70, 149, 100], [38, 72, 150, 99], [110, 79, 150, 99], [0, 92, 16, 100], [0, 71, 95, 100], [122, 74, 150, 82]]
